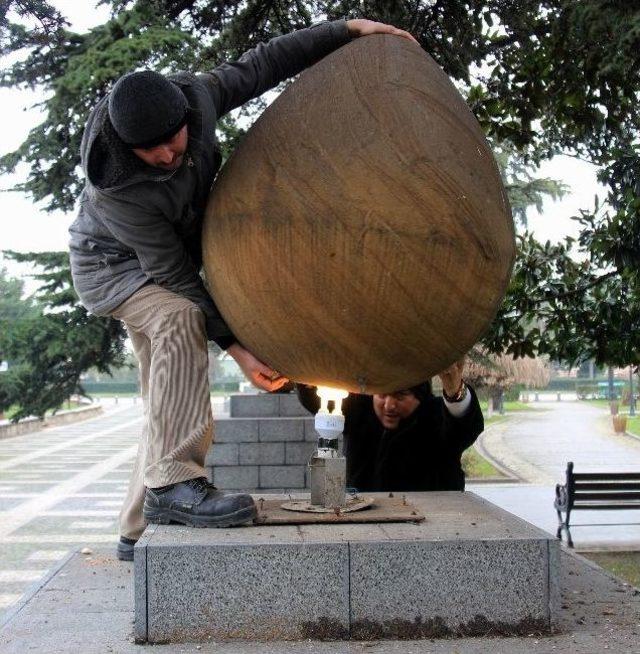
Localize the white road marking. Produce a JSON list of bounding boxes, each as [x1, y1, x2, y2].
[[0, 481, 56, 485], [0, 593, 22, 608], [69, 521, 115, 529], [0, 416, 141, 471], [46, 510, 119, 517], [0, 443, 137, 538], [0, 534, 118, 544], [0, 494, 37, 499], [27, 550, 69, 562], [0, 570, 45, 582], [71, 493, 125, 498], [6, 472, 47, 481]]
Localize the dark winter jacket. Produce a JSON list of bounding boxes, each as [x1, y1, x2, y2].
[[297, 384, 484, 492], [68, 20, 352, 348]]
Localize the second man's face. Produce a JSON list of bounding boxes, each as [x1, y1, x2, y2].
[[132, 125, 188, 171], [373, 390, 420, 430]]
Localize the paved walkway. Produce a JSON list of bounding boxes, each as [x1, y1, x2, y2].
[[0, 397, 232, 621], [480, 399, 640, 484], [3, 546, 640, 652], [472, 398, 640, 550], [0, 403, 143, 620]]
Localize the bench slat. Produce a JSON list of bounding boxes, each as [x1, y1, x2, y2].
[[573, 472, 640, 481], [569, 503, 640, 510], [574, 482, 640, 491], [574, 491, 640, 502]]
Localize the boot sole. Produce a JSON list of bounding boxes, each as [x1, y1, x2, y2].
[[143, 503, 257, 528]]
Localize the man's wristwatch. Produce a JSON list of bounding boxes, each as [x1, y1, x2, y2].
[[443, 379, 467, 403]]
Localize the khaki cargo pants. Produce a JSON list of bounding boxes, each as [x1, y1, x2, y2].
[[111, 284, 213, 540]]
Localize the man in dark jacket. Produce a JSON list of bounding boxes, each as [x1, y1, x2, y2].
[[297, 360, 484, 492], [68, 18, 417, 560]]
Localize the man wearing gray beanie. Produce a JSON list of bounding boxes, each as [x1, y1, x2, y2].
[[69, 18, 417, 561]]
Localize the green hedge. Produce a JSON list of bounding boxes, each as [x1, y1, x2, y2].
[[546, 378, 579, 391], [82, 381, 139, 394], [211, 382, 240, 392], [82, 380, 241, 394]]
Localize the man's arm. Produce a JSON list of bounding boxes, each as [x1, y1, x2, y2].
[[201, 19, 417, 118], [437, 358, 484, 450], [99, 201, 235, 348], [441, 385, 484, 452], [100, 202, 288, 390]]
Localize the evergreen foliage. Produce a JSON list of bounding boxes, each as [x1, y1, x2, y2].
[[0, 251, 126, 420], [0, 1, 638, 418]]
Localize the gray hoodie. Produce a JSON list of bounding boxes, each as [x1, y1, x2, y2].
[[69, 20, 351, 349]]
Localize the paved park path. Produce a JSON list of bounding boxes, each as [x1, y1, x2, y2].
[[2, 397, 639, 622], [0, 403, 144, 621], [478, 398, 640, 484], [471, 398, 640, 550]]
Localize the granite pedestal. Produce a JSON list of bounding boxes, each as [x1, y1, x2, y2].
[[134, 491, 559, 643]]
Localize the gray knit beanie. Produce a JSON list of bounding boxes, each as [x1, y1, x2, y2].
[[108, 70, 188, 149]]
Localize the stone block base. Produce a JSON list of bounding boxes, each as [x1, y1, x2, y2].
[[206, 392, 316, 492], [135, 492, 559, 643]]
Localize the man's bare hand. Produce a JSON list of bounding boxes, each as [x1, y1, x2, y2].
[[346, 19, 418, 44], [438, 358, 466, 397], [227, 343, 289, 392]]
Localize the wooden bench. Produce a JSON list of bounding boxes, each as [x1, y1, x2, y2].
[[554, 461, 640, 547]]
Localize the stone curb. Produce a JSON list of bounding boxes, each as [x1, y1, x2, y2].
[[473, 419, 523, 483], [0, 405, 103, 441], [0, 550, 76, 629]]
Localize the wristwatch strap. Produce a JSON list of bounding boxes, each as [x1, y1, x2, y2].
[[443, 380, 468, 403]]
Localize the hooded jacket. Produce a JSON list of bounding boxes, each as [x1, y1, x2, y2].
[[297, 384, 484, 492], [69, 20, 351, 348]]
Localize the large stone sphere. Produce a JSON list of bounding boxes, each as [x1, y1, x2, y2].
[[203, 35, 515, 394]]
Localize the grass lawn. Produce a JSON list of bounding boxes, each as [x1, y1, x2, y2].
[[504, 400, 543, 412], [581, 552, 640, 589], [480, 400, 543, 415], [484, 414, 508, 427], [87, 390, 235, 398], [584, 398, 637, 409], [626, 415, 640, 436], [580, 400, 640, 436], [584, 398, 618, 408], [85, 391, 138, 398], [1, 400, 85, 421], [462, 445, 505, 479]]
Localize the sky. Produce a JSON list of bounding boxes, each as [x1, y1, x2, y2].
[[1, 1, 608, 291]]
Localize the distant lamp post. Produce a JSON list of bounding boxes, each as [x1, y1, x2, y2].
[[630, 367, 636, 418]]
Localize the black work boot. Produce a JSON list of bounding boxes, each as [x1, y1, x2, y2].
[[116, 536, 136, 561], [143, 477, 256, 528]]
